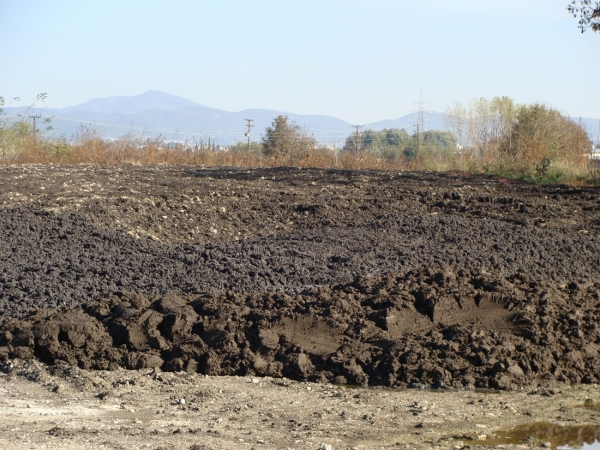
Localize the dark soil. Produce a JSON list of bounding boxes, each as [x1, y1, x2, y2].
[[1, 165, 599, 389]]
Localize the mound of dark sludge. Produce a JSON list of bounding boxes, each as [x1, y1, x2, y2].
[[1, 267, 599, 390]]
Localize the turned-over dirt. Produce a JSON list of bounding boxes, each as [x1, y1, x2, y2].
[[2, 266, 599, 390], [0, 165, 599, 391]]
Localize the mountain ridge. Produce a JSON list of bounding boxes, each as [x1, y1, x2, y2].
[[60, 90, 207, 114], [4, 91, 598, 145]]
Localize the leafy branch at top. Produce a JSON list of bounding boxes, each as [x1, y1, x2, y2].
[[568, 0, 600, 33]]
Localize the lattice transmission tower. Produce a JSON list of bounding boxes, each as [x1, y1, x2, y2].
[[414, 91, 426, 167]]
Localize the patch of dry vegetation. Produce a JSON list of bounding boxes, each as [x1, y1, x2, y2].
[[1, 96, 597, 185], [0, 125, 412, 170]]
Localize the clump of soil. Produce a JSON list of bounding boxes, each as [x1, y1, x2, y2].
[[2, 267, 599, 390]]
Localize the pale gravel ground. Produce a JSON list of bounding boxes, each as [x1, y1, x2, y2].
[[0, 360, 599, 450]]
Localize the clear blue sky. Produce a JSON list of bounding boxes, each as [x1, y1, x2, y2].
[[1, 0, 598, 123]]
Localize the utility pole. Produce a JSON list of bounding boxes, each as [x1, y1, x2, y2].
[[352, 125, 363, 153], [245, 119, 254, 152], [417, 91, 425, 136], [415, 123, 421, 168], [29, 114, 42, 134], [333, 132, 339, 166], [415, 91, 425, 168]]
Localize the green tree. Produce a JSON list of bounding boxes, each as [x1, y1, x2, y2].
[[261, 115, 317, 159], [379, 128, 412, 159], [422, 130, 457, 151], [343, 129, 366, 154], [343, 128, 411, 156], [343, 127, 456, 161], [403, 130, 457, 161], [568, 1, 600, 32]]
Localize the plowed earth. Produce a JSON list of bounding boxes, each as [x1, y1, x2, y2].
[[1, 165, 600, 391]]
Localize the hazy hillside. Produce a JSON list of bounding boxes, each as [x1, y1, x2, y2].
[[4, 91, 599, 146], [60, 90, 205, 114], [4, 91, 357, 144]]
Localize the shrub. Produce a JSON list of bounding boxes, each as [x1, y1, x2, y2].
[[261, 115, 317, 163]]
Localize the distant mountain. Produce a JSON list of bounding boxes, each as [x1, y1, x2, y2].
[[4, 91, 358, 144], [4, 91, 599, 146], [60, 90, 206, 114]]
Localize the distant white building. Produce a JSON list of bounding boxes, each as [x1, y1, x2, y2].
[[588, 145, 600, 160]]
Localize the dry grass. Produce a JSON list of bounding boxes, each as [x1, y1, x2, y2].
[[1, 124, 598, 185], [0, 127, 411, 170]]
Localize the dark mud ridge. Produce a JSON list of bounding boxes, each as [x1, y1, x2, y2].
[[2, 267, 599, 390], [1, 165, 600, 389]]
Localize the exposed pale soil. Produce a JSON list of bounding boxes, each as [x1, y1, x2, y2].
[[1, 164, 600, 449], [1, 360, 599, 450]]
